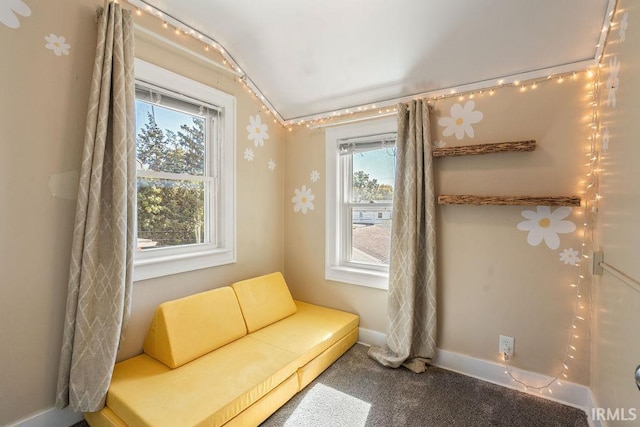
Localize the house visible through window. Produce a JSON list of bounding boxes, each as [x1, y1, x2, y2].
[[133, 59, 236, 281], [325, 117, 397, 290], [344, 136, 396, 266]]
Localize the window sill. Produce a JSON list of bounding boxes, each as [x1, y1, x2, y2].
[[134, 247, 235, 282], [325, 265, 388, 290]]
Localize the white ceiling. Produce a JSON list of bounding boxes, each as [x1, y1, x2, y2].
[[134, 0, 612, 122]]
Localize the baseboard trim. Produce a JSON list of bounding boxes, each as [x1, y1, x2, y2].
[[12, 406, 83, 427], [357, 327, 386, 347], [585, 391, 605, 427], [432, 348, 594, 412], [356, 328, 598, 422]]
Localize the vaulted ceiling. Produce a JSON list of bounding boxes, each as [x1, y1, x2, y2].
[[131, 0, 614, 123]]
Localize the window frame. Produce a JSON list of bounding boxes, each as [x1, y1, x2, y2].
[[133, 58, 236, 282], [325, 116, 397, 290]]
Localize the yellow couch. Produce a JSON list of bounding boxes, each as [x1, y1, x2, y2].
[[84, 272, 359, 427]]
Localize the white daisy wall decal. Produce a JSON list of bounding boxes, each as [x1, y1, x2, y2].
[[243, 148, 255, 161], [268, 159, 276, 172], [292, 185, 315, 214], [310, 170, 320, 183], [559, 248, 580, 266], [247, 114, 269, 147], [45, 34, 70, 56], [619, 11, 628, 43], [434, 140, 447, 148], [0, 0, 31, 29], [516, 206, 576, 250], [437, 101, 484, 140], [601, 126, 610, 152], [606, 56, 620, 108]]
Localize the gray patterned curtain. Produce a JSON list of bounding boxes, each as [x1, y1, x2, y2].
[[55, 2, 135, 411], [368, 99, 437, 373]]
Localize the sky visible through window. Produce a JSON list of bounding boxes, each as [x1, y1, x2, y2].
[[352, 147, 396, 187], [135, 101, 196, 136]]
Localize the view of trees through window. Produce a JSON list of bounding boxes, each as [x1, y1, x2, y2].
[[135, 102, 209, 249], [350, 147, 395, 265]]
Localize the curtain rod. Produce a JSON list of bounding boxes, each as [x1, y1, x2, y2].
[[310, 111, 397, 129]]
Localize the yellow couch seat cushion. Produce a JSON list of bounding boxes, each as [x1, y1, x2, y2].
[[108, 336, 298, 427], [231, 272, 297, 333], [249, 301, 359, 367], [143, 286, 247, 369]]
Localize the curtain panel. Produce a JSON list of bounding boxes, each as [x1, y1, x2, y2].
[[56, 2, 135, 411], [368, 99, 437, 373]]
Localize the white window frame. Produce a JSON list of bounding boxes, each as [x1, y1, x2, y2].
[[133, 58, 236, 281], [325, 116, 397, 290]]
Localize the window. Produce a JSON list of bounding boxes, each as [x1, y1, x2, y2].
[[325, 117, 397, 289], [133, 59, 236, 281]]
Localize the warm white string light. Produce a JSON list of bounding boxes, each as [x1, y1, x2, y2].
[[125, 0, 285, 125], [123, 0, 610, 131], [501, 66, 601, 395]]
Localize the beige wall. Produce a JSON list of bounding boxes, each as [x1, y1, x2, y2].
[[591, 0, 640, 423], [285, 76, 592, 384], [0, 3, 284, 425], [4, 1, 634, 425]]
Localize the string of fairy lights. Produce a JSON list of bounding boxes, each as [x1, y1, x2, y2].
[[123, 0, 614, 131], [501, 66, 602, 394], [500, 2, 614, 393], [122, 0, 612, 393]]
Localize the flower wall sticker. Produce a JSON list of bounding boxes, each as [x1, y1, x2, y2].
[[559, 248, 580, 266], [606, 56, 620, 108], [268, 159, 276, 172], [0, 0, 31, 29], [619, 11, 628, 43], [516, 206, 576, 250], [310, 170, 320, 183], [243, 148, 255, 161], [437, 100, 484, 140], [45, 34, 70, 56], [292, 185, 315, 214], [434, 140, 447, 148], [247, 114, 269, 147]]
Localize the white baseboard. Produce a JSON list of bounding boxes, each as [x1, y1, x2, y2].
[[11, 406, 83, 427], [432, 348, 595, 412], [356, 328, 598, 423], [585, 391, 605, 427], [357, 327, 386, 347]]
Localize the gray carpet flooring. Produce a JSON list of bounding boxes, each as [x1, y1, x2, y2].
[[72, 343, 588, 427], [260, 344, 588, 427]]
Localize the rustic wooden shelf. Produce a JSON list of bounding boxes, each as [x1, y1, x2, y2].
[[437, 195, 581, 206], [433, 140, 536, 158]]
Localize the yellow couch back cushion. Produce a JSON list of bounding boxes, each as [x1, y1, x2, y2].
[[231, 272, 297, 333], [143, 286, 247, 369]]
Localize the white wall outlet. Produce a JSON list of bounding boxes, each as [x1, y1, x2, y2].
[[499, 335, 514, 358]]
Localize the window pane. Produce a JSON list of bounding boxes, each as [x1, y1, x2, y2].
[[137, 177, 207, 249], [135, 100, 206, 175], [351, 147, 395, 202], [351, 208, 392, 265]]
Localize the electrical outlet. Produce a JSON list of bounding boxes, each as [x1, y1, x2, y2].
[[499, 335, 514, 358]]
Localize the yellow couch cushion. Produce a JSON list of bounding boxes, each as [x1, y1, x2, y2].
[[143, 286, 247, 369], [231, 272, 297, 333], [108, 336, 299, 427], [249, 301, 359, 367]]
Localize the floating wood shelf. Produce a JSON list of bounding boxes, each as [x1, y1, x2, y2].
[[437, 195, 581, 207], [433, 140, 536, 158]]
